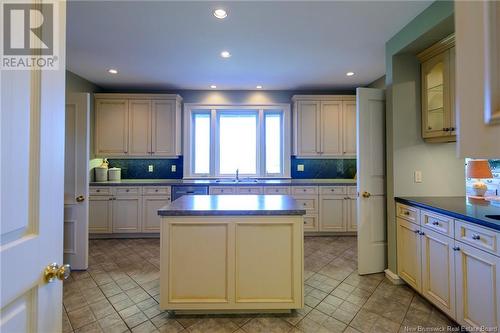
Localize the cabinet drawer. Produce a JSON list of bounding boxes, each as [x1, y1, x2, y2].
[[303, 214, 319, 232], [293, 197, 318, 212], [209, 186, 236, 195], [455, 220, 499, 256], [115, 187, 140, 196], [264, 186, 291, 195], [237, 186, 263, 195], [421, 210, 454, 237], [90, 187, 113, 196], [348, 186, 357, 195], [396, 203, 420, 224], [143, 186, 171, 195], [293, 186, 318, 195], [320, 186, 347, 195]]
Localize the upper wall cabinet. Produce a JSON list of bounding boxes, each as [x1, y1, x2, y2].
[[456, 1, 500, 158], [94, 94, 182, 158], [417, 34, 455, 143], [292, 95, 356, 158]]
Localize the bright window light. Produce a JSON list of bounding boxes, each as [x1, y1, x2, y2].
[[265, 113, 282, 174], [218, 112, 257, 175], [193, 113, 211, 174]]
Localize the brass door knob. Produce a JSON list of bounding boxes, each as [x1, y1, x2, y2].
[[44, 263, 71, 283], [76, 195, 85, 202], [362, 191, 371, 198]]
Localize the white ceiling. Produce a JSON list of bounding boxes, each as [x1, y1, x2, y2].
[[67, 1, 432, 90]]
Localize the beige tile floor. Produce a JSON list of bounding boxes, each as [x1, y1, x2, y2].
[[63, 236, 459, 333]]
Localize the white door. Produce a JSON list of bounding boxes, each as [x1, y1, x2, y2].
[[356, 88, 387, 274], [64, 93, 90, 270], [0, 2, 67, 331]]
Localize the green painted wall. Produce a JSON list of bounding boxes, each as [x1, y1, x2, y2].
[[385, 1, 465, 274]]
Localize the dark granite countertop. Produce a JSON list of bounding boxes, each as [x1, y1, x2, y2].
[[395, 196, 500, 231], [90, 178, 357, 187], [158, 195, 307, 216]]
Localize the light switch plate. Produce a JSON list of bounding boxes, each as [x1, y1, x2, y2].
[[297, 164, 304, 172], [148, 165, 154, 172], [171, 165, 176, 172], [414, 171, 422, 183]]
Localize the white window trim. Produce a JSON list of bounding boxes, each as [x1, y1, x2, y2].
[[183, 103, 291, 179]]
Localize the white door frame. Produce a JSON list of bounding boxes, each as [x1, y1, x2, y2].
[[356, 88, 387, 275]]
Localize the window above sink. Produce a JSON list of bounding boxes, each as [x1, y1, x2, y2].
[[184, 104, 291, 179]]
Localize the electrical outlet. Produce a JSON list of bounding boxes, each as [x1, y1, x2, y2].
[[414, 170, 422, 183], [171, 165, 176, 172], [148, 165, 154, 172], [297, 164, 304, 172]]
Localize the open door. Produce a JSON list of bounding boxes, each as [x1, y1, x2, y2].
[[356, 88, 387, 275], [64, 93, 90, 270], [0, 2, 66, 331]]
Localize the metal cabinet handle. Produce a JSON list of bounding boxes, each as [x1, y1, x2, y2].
[[404, 211, 410, 216], [432, 221, 439, 226], [414, 230, 420, 234], [450, 127, 455, 131], [472, 234, 481, 240], [419, 231, 425, 236], [453, 246, 460, 251]]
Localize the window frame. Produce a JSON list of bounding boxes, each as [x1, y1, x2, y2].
[[183, 103, 291, 179]]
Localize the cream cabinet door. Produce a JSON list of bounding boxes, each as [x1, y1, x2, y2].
[[112, 197, 141, 233], [297, 101, 320, 156], [342, 100, 357, 156], [142, 196, 170, 233], [449, 46, 456, 136], [303, 214, 319, 232], [320, 101, 343, 156], [152, 100, 176, 156], [346, 196, 357, 232], [420, 228, 456, 318], [89, 196, 112, 233], [455, 242, 500, 329], [397, 218, 422, 292], [95, 99, 129, 155], [128, 100, 151, 156], [421, 51, 451, 139], [319, 196, 345, 232]]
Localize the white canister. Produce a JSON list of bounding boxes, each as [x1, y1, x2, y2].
[[95, 167, 108, 182], [108, 168, 121, 181]]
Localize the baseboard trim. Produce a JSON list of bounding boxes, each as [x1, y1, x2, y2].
[[384, 269, 404, 285]]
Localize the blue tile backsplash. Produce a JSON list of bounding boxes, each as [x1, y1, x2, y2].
[[107, 156, 356, 179], [108, 158, 183, 179], [291, 157, 356, 179]]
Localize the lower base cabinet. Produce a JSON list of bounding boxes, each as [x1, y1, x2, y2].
[[319, 196, 345, 231], [113, 197, 141, 233], [421, 228, 456, 318], [143, 196, 171, 232], [396, 218, 422, 291], [89, 196, 112, 233], [455, 242, 500, 329], [397, 203, 500, 330]]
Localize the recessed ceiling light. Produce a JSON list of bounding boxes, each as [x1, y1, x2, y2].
[[108, 68, 118, 74], [213, 9, 227, 19], [346, 72, 355, 76], [256, 85, 263, 89], [210, 85, 217, 89], [220, 51, 231, 58]]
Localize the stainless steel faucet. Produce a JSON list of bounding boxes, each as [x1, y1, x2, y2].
[[236, 169, 239, 181]]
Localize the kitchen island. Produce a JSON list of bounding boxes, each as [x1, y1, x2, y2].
[[157, 195, 306, 313]]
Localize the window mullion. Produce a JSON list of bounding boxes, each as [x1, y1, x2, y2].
[[211, 109, 217, 177]]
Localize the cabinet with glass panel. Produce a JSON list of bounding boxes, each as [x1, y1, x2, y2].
[[418, 34, 455, 142]]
